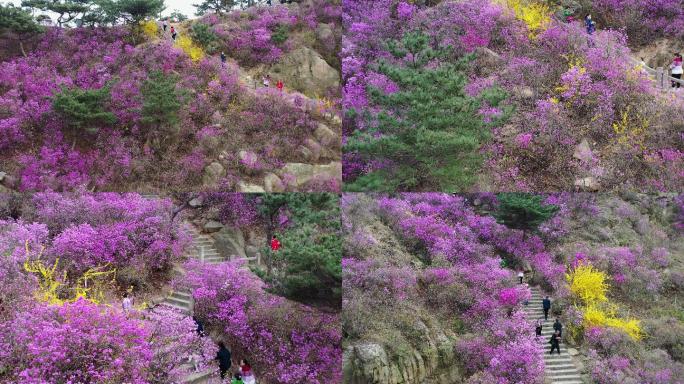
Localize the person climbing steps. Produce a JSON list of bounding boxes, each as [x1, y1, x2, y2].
[[549, 330, 562, 355], [171, 26, 177, 41], [542, 295, 551, 320]]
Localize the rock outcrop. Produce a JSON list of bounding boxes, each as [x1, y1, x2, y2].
[[343, 322, 461, 384], [269, 47, 340, 97]]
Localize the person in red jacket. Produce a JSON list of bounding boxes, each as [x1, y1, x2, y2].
[[270, 235, 281, 251], [276, 80, 284, 92]]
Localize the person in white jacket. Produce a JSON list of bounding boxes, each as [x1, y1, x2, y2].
[[671, 53, 683, 89]]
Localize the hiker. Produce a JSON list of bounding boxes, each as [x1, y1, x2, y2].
[[671, 53, 682, 88], [122, 292, 133, 315], [535, 319, 543, 337], [171, 26, 177, 41], [240, 359, 255, 384], [221, 51, 227, 65], [517, 270, 524, 284], [553, 317, 563, 337], [262, 75, 271, 87], [216, 342, 232, 380], [542, 296, 551, 320], [193, 315, 205, 337], [270, 235, 281, 252], [276, 79, 284, 92], [266, 0, 272, 5], [231, 373, 244, 384], [162, 19, 167, 32], [586, 18, 596, 35], [549, 330, 561, 355]]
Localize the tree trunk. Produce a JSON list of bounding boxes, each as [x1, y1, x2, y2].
[[19, 41, 27, 58]]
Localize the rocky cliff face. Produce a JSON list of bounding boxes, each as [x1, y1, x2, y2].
[[343, 320, 461, 384]]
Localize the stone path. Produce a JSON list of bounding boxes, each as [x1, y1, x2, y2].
[[159, 222, 226, 384], [523, 286, 583, 384]]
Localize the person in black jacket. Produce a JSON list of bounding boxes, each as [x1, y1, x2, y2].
[[535, 319, 543, 338], [553, 317, 563, 337], [216, 342, 232, 379], [542, 296, 551, 320], [549, 330, 561, 355]]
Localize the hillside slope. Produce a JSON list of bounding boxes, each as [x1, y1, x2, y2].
[[0, 0, 341, 193]]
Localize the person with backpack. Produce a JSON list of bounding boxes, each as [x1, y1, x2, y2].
[[542, 296, 551, 321], [549, 330, 561, 355], [270, 235, 281, 251], [162, 19, 167, 32], [216, 342, 232, 380], [553, 317, 563, 337], [171, 26, 177, 41], [671, 53, 682, 88], [262, 75, 270, 88]]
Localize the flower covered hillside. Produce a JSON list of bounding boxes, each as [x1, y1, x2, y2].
[[342, 0, 684, 192], [0, 0, 341, 193]]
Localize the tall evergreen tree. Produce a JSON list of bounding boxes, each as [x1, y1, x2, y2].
[[140, 70, 187, 150], [493, 193, 559, 239], [344, 30, 511, 192]]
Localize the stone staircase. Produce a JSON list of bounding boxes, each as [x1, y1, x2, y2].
[[158, 222, 226, 384], [523, 286, 583, 384]]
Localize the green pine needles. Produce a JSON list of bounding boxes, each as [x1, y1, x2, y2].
[[52, 84, 117, 134], [494, 193, 560, 238], [345, 30, 512, 192]]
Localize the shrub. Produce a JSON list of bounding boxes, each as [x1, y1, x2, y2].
[[52, 84, 117, 134], [189, 22, 218, 54]]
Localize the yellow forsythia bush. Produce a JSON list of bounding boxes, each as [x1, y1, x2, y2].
[[176, 35, 205, 62], [497, 0, 551, 38], [141, 19, 159, 39], [566, 262, 609, 305], [567, 262, 643, 340]]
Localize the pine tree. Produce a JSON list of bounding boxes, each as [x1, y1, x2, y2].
[[115, 0, 164, 24], [256, 193, 341, 306], [493, 193, 559, 239], [0, 4, 42, 56], [344, 30, 511, 192], [20, 0, 91, 27], [141, 71, 184, 129], [52, 84, 117, 134], [193, 0, 236, 16]]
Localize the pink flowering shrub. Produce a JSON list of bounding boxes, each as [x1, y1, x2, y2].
[[176, 260, 341, 384], [0, 300, 217, 383], [2, 192, 190, 288], [343, 0, 684, 191]]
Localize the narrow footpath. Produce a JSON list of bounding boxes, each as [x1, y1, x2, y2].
[[524, 285, 583, 384]]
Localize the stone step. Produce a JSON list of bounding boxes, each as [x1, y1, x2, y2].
[[159, 302, 190, 313], [165, 296, 191, 308], [548, 373, 582, 381], [182, 368, 218, 384]]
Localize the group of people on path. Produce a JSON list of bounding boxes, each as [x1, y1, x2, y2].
[[534, 294, 564, 355], [161, 19, 177, 41], [216, 342, 256, 384], [261, 75, 285, 92], [516, 274, 566, 356]]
